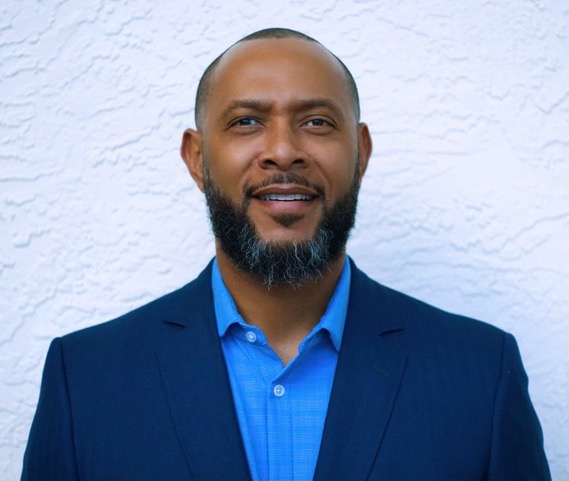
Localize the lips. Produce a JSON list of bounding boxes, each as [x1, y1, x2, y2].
[[248, 183, 322, 220], [251, 184, 320, 202], [259, 193, 313, 201]]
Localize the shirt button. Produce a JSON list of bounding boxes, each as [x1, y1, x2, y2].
[[245, 331, 257, 343], [273, 384, 285, 397]]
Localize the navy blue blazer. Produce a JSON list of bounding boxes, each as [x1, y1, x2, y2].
[[22, 260, 550, 480]]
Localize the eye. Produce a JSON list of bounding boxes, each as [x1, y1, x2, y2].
[[305, 118, 330, 127], [303, 117, 336, 130], [231, 117, 260, 127]]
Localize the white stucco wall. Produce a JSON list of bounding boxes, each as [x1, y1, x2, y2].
[[1, 0, 567, 478]]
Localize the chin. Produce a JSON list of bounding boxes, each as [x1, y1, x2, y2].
[[255, 227, 320, 246]]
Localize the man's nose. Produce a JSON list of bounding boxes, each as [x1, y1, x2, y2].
[[258, 121, 305, 171]]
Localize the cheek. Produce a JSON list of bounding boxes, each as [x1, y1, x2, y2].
[[203, 144, 255, 194], [315, 146, 359, 192]]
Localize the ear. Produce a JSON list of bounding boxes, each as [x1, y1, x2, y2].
[[356, 122, 372, 184], [180, 128, 205, 192]]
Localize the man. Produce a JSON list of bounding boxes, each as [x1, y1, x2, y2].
[[22, 28, 550, 481]]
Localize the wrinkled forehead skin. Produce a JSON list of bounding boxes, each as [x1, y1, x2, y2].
[[199, 38, 358, 131]]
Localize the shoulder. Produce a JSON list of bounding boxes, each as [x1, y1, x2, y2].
[[348, 259, 509, 350], [58, 262, 214, 353], [347, 259, 523, 398]]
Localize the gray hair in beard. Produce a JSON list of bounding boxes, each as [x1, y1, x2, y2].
[[202, 166, 360, 288]]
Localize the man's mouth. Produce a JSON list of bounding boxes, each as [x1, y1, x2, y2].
[[251, 184, 320, 202], [258, 193, 313, 201], [247, 183, 322, 226], [245, 173, 324, 204]]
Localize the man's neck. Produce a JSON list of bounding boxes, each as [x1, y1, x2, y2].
[[215, 248, 346, 365]]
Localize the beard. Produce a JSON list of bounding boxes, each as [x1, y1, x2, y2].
[[203, 166, 361, 288]]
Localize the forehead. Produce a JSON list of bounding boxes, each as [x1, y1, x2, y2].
[[205, 38, 353, 118]]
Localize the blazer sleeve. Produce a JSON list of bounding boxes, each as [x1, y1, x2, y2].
[[21, 338, 79, 481], [487, 333, 551, 481]]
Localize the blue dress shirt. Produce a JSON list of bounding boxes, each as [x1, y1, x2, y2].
[[211, 258, 351, 481]]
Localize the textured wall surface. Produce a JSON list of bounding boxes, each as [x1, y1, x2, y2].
[[1, 0, 567, 479]]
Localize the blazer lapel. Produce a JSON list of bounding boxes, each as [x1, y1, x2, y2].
[[155, 264, 251, 481], [314, 261, 408, 480]]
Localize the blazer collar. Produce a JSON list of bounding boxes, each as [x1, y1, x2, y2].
[[314, 258, 408, 480], [156, 261, 252, 480]]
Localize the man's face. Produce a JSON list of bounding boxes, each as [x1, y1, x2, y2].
[[182, 38, 372, 284]]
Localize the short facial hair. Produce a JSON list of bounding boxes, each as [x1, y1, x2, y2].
[[203, 165, 360, 288]]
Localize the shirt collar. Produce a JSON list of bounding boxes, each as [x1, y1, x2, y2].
[[211, 257, 351, 352]]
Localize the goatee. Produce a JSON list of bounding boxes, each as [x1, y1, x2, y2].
[[203, 169, 360, 288]]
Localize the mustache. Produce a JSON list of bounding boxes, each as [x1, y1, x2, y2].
[[245, 173, 325, 198]]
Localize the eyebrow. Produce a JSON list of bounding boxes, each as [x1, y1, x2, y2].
[[221, 98, 343, 117]]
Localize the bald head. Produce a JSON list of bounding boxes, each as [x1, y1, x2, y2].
[[194, 28, 361, 129]]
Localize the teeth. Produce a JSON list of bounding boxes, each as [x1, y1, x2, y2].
[[259, 194, 312, 201]]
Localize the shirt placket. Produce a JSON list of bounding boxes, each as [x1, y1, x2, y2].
[[267, 368, 293, 480]]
